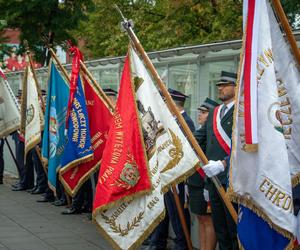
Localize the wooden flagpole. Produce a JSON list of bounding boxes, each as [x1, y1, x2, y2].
[[271, 0, 300, 67], [49, 48, 115, 112], [49, 48, 70, 83], [4, 138, 20, 173], [49, 48, 115, 207], [23, 42, 46, 169], [79, 61, 115, 112], [115, 6, 238, 227]]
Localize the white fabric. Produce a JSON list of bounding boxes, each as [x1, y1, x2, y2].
[[220, 105, 227, 119], [0, 78, 20, 138], [203, 189, 209, 202], [225, 101, 234, 115], [267, 1, 300, 179], [23, 66, 44, 156], [229, 0, 296, 236], [94, 48, 200, 250], [203, 160, 224, 178], [216, 105, 231, 149]]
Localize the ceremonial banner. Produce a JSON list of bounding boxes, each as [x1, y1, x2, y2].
[[130, 47, 199, 191], [60, 74, 112, 196], [0, 68, 20, 138], [20, 65, 44, 158], [42, 62, 69, 191], [93, 54, 151, 212], [229, 1, 297, 249], [60, 75, 93, 171], [94, 168, 165, 250], [93, 47, 199, 250]]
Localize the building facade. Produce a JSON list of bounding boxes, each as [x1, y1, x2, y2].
[[5, 32, 300, 126]]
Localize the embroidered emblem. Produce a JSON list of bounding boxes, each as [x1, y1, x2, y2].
[[161, 128, 183, 173], [101, 211, 144, 236], [112, 153, 140, 189]]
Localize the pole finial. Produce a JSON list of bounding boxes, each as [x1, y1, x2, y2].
[[114, 4, 134, 32]]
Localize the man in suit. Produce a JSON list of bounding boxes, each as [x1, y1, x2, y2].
[[195, 71, 238, 250], [148, 88, 194, 250]]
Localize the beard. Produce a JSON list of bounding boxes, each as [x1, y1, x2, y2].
[[218, 93, 234, 102]]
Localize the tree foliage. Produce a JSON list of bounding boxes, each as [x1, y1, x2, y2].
[[73, 0, 300, 59], [0, 0, 299, 61], [73, 0, 244, 58], [0, 0, 94, 63]]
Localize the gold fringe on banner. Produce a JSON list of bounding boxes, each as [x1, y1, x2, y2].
[[59, 161, 100, 197], [59, 153, 94, 174], [161, 162, 200, 194], [292, 173, 300, 187], [93, 210, 166, 250], [227, 190, 294, 241], [243, 143, 258, 153]]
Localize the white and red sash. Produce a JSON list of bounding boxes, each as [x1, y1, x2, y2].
[[213, 105, 231, 155]]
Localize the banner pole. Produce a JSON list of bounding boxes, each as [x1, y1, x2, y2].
[[79, 61, 115, 112], [27, 54, 46, 114], [23, 42, 46, 169], [271, 0, 300, 67], [171, 186, 194, 250], [4, 137, 20, 173], [115, 6, 238, 224], [49, 48, 71, 83]]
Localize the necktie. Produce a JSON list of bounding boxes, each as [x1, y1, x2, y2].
[[220, 105, 227, 119]]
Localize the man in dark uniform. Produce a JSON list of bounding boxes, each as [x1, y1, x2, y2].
[[148, 88, 194, 250], [195, 71, 238, 250]]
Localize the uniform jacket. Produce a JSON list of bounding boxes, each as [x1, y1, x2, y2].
[[194, 105, 234, 185]]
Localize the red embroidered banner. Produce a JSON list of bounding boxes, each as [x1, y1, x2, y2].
[[60, 75, 112, 196], [93, 54, 152, 213]]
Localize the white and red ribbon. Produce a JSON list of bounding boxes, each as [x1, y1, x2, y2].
[[243, 0, 260, 147], [213, 105, 231, 155]]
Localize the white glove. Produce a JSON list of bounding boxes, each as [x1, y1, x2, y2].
[[202, 160, 225, 177], [203, 189, 209, 202]]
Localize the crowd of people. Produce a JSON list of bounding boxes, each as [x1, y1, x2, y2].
[[0, 70, 239, 250]]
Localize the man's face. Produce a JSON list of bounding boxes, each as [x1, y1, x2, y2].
[[217, 83, 235, 102]]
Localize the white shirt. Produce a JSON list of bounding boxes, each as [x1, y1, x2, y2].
[[220, 100, 234, 118]]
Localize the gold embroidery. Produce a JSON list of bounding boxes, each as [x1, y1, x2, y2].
[[161, 128, 183, 173], [101, 211, 144, 237]]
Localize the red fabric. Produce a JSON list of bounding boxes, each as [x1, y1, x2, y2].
[[93, 55, 151, 212], [60, 75, 112, 194], [196, 165, 206, 178], [213, 107, 230, 155], [65, 46, 83, 130], [244, 0, 255, 144]]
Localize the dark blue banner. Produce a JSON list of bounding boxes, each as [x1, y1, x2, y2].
[[61, 76, 93, 170], [42, 63, 69, 191], [238, 205, 291, 250]]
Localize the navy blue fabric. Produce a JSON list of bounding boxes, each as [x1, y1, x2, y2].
[[238, 205, 290, 250]]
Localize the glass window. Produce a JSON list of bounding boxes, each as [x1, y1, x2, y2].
[[199, 60, 237, 104], [168, 64, 198, 121], [99, 67, 119, 91]]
